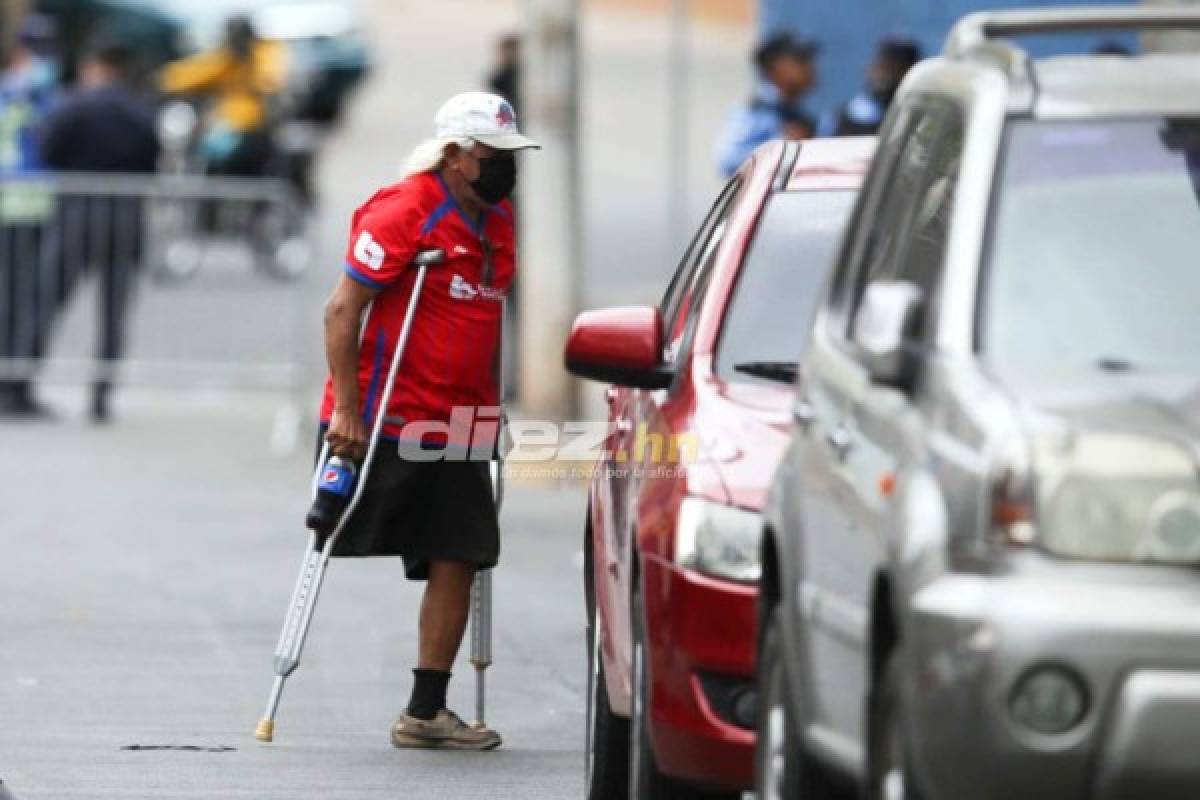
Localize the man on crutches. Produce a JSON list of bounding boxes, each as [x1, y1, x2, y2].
[[307, 92, 537, 750]]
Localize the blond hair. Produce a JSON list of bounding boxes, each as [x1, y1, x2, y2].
[[403, 136, 475, 177]]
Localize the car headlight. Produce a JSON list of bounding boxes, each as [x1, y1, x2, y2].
[[1033, 434, 1200, 565], [674, 498, 761, 583]]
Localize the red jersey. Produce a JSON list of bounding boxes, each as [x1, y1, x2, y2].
[[319, 171, 515, 444]]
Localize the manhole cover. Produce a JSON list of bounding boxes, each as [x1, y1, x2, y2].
[[121, 745, 236, 753]]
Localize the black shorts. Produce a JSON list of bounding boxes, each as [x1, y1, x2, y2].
[[316, 429, 500, 581]]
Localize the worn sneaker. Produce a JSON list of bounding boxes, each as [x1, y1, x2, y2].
[[390, 709, 502, 751]]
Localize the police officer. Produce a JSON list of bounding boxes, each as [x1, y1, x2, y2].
[[319, 92, 537, 750], [716, 33, 819, 177], [829, 38, 921, 137]]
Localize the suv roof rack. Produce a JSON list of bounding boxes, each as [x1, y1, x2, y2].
[[945, 6, 1200, 58]]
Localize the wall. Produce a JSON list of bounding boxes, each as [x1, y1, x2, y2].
[[587, 0, 754, 26]]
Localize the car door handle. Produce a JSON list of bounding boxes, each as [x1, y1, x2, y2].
[[793, 399, 815, 429], [825, 426, 854, 461]]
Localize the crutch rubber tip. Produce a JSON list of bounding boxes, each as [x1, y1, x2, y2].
[[255, 719, 275, 742]]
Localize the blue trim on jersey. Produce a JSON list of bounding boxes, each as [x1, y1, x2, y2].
[[361, 330, 387, 425], [344, 261, 386, 289], [421, 197, 455, 236], [489, 202, 511, 221], [436, 173, 485, 234]]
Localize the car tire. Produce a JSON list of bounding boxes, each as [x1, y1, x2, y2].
[[584, 512, 631, 800], [756, 606, 840, 800], [630, 586, 738, 800], [866, 654, 924, 800], [586, 597, 631, 799]]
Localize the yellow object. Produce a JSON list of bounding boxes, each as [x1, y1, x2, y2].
[[255, 719, 275, 742], [161, 41, 287, 133]]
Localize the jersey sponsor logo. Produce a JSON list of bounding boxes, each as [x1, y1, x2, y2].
[[449, 273, 506, 302], [353, 230, 386, 271], [449, 274, 480, 300], [453, 245, 470, 255]]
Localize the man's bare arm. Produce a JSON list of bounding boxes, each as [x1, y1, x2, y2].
[[323, 275, 380, 458]]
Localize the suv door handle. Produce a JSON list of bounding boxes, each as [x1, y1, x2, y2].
[[793, 399, 815, 429], [825, 426, 853, 461]]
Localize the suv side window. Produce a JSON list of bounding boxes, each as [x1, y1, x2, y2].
[[848, 102, 965, 340], [895, 106, 964, 307], [847, 107, 942, 315], [826, 106, 916, 321]]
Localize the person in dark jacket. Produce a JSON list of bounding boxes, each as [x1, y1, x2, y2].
[[39, 39, 160, 422], [829, 38, 921, 137]]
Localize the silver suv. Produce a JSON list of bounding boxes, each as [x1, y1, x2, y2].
[[757, 8, 1200, 800]]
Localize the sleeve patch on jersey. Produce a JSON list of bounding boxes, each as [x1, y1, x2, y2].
[[344, 261, 386, 289], [353, 230, 387, 271]]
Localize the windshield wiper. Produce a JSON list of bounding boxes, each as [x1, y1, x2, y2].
[[733, 361, 798, 384]]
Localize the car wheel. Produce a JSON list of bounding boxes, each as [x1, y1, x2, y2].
[[867, 654, 923, 800], [586, 604, 631, 800], [629, 587, 738, 800], [757, 606, 839, 800]]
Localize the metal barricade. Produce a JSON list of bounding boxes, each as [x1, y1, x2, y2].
[[0, 173, 314, 399]]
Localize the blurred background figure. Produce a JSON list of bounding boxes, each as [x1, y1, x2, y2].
[[1094, 40, 1133, 56], [39, 38, 160, 423], [487, 32, 521, 114], [716, 32, 817, 177], [160, 13, 286, 179], [0, 12, 58, 417], [825, 37, 921, 136]]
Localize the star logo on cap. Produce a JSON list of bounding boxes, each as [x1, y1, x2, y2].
[[495, 102, 516, 129]]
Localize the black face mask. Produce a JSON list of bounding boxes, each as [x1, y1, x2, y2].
[[470, 153, 517, 205]]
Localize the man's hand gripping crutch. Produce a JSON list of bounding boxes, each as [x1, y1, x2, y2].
[[255, 248, 446, 743]]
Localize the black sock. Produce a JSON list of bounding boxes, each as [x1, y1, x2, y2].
[[406, 668, 451, 720]]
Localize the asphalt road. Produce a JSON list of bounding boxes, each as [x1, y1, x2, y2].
[[0, 393, 588, 799]]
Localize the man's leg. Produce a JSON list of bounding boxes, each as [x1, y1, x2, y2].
[[93, 199, 139, 423], [392, 559, 501, 750], [406, 560, 476, 719], [418, 560, 476, 669]]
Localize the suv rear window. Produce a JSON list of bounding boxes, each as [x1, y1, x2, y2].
[[715, 190, 856, 385], [982, 118, 1200, 374]]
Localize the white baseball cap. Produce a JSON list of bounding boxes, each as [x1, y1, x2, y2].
[[434, 91, 541, 151]]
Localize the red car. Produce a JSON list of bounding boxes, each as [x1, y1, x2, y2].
[[566, 137, 874, 799]]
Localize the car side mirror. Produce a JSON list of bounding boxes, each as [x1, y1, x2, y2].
[[564, 306, 673, 390], [851, 280, 924, 388]]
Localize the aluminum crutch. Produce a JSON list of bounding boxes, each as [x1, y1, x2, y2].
[[255, 248, 445, 743], [468, 301, 507, 729]]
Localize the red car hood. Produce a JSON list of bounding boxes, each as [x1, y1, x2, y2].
[[686, 373, 794, 511]]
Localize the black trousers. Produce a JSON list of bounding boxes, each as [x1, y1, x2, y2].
[[0, 222, 49, 388], [29, 196, 142, 391]]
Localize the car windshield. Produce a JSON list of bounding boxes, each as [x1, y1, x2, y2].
[[982, 118, 1200, 375], [715, 190, 856, 386]]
